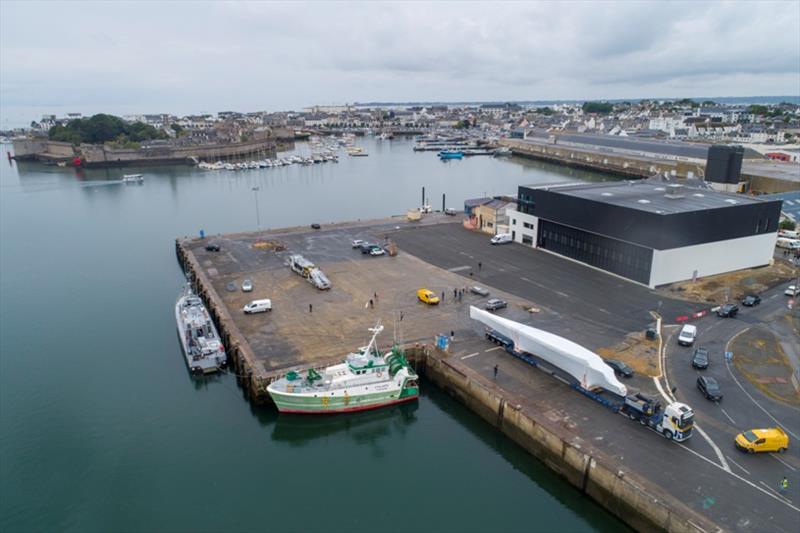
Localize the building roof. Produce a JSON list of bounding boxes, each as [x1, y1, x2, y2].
[[523, 180, 771, 215], [762, 190, 800, 221], [464, 197, 492, 207]]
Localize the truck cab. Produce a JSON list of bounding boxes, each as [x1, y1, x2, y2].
[[622, 394, 694, 441]]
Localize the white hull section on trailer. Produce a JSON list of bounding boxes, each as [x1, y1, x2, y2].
[[470, 306, 627, 396]]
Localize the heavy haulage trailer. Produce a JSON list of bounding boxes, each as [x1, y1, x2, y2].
[[289, 254, 331, 290], [473, 307, 694, 442]]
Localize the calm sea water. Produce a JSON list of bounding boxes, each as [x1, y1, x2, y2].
[[0, 137, 626, 532]]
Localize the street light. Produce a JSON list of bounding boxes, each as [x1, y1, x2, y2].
[[252, 186, 261, 229]]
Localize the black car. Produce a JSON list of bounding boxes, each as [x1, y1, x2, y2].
[[741, 294, 761, 307], [205, 243, 221, 252], [311, 223, 321, 230], [697, 376, 723, 401], [692, 347, 709, 369], [484, 298, 507, 311], [605, 359, 634, 378], [359, 242, 377, 254], [717, 303, 739, 318]]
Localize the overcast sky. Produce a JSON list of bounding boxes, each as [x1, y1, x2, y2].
[[1, 1, 799, 127]]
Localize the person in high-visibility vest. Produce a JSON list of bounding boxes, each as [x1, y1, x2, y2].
[[779, 477, 789, 494]]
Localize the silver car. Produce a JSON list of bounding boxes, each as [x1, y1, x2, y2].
[[242, 279, 254, 292]]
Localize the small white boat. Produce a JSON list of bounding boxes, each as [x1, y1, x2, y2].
[[122, 174, 144, 183]]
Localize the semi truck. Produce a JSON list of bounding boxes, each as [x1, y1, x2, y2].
[[484, 327, 694, 442], [289, 254, 331, 290]]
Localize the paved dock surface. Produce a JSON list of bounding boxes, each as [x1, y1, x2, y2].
[[181, 217, 798, 532]]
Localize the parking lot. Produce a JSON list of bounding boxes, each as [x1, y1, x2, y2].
[[187, 218, 799, 530]]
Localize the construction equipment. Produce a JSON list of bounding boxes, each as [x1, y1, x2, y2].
[[289, 254, 331, 290]]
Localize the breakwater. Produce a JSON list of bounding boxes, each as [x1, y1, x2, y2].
[[12, 137, 293, 167]]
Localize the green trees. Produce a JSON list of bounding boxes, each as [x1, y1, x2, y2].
[[48, 114, 168, 144], [779, 219, 796, 231], [582, 101, 613, 114]]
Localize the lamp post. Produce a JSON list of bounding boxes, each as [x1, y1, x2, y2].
[[252, 186, 261, 229]]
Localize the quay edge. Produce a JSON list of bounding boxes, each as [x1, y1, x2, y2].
[[175, 235, 717, 533]]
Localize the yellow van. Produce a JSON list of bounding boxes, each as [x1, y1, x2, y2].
[[417, 288, 440, 305], [734, 427, 789, 454]]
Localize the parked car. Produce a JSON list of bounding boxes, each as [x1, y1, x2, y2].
[[717, 303, 739, 318], [352, 239, 367, 248], [311, 223, 321, 230], [444, 207, 458, 216], [484, 298, 507, 311], [359, 243, 377, 254], [242, 279, 253, 292], [490, 233, 512, 245], [417, 288, 440, 305], [741, 294, 761, 307], [243, 299, 271, 314], [678, 324, 697, 346], [735, 427, 789, 454], [697, 375, 723, 401], [786, 285, 800, 297], [605, 359, 634, 378], [470, 286, 490, 296], [205, 243, 221, 252], [691, 347, 709, 369], [369, 246, 385, 256], [226, 281, 237, 292]]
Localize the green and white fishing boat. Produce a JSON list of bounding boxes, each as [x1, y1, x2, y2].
[[267, 323, 419, 414]]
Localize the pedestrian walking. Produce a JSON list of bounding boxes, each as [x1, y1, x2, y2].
[[369, 299, 374, 309], [400, 311, 404, 322], [454, 288, 457, 299], [441, 291, 445, 303], [458, 291, 462, 302], [450, 330, 454, 341], [478, 261, 482, 271], [374, 291, 378, 301], [309, 303, 313, 313], [780, 476, 789, 494], [493, 364, 498, 379]]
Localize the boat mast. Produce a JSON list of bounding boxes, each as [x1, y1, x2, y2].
[[364, 322, 383, 356]]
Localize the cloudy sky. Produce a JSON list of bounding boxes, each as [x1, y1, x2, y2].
[[1, 1, 798, 126]]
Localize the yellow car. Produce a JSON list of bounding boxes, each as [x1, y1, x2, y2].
[[735, 427, 789, 454], [417, 288, 440, 305]]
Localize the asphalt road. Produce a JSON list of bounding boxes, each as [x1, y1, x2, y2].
[[664, 283, 800, 530], [389, 223, 701, 350]]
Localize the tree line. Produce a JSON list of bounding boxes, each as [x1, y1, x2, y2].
[[49, 114, 168, 145]]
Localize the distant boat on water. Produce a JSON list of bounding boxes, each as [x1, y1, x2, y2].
[[438, 150, 463, 160], [122, 174, 144, 183]]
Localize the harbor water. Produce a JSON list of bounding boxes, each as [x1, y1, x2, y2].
[[0, 137, 626, 532]]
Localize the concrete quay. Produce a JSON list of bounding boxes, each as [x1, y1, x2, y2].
[[501, 137, 800, 193], [175, 217, 797, 533]]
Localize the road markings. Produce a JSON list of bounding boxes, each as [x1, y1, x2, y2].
[[676, 441, 800, 512], [720, 407, 737, 425], [448, 265, 471, 273], [725, 455, 751, 475], [461, 352, 480, 360], [759, 481, 793, 505], [771, 453, 797, 472], [484, 346, 503, 352], [724, 330, 800, 440], [654, 324, 731, 473]]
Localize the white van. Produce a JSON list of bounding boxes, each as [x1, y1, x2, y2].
[[243, 299, 272, 314], [490, 233, 513, 245], [776, 237, 800, 250], [677, 324, 697, 346], [778, 230, 799, 239]]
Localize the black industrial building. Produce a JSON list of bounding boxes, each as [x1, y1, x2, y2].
[[513, 181, 782, 286]]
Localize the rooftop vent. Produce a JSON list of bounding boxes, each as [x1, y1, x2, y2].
[[664, 183, 685, 199], [601, 192, 614, 197], [654, 187, 666, 192], [638, 199, 651, 204], [724, 199, 739, 205]]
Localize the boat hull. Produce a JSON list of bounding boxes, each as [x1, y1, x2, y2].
[[270, 387, 419, 414]]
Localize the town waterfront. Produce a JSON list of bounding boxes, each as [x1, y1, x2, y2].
[[0, 137, 625, 532]]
